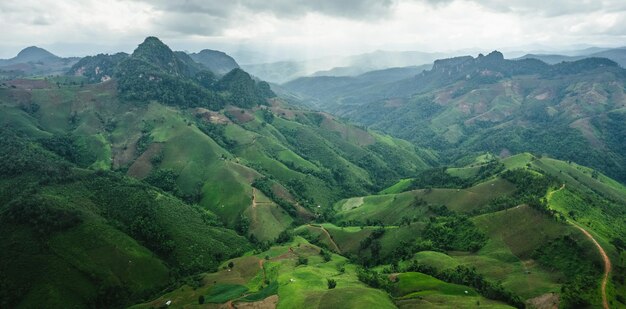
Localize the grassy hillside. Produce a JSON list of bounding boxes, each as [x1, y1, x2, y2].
[[0, 37, 436, 308], [130, 237, 397, 309], [392, 272, 513, 309], [316, 154, 626, 308], [0, 129, 250, 308], [0, 76, 432, 241], [334, 177, 515, 225], [132, 236, 516, 309]]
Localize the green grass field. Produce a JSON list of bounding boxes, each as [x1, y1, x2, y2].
[[394, 272, 475, 296], [379, 178, 414, 194], [131, 237, 397, 309], [335, 177, 516, 225]]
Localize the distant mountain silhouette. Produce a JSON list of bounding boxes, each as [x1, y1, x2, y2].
[[189, 49, 240, 75]]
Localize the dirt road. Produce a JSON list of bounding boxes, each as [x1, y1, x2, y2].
[[308, 224, 341, 253], [252, 188, 257, 208], [570, 222, 611, 309], [548, 184, 610, 309]]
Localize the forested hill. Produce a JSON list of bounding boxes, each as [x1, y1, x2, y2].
[[283, 51, 626, 183], [0, 37, 435, 307]]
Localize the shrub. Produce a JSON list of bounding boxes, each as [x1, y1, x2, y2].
[[297, 256, 308, 266], [320, 249, 332, 262], [327, 279, 337, 289]]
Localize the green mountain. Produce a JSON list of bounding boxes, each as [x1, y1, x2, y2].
[[0, 37, 437, 308], [131, 153, 626, 309], [68, 52, 128, 83], [1, 38, 625, 309], [0, 129, 250, 308], [284, 52, 626, 183]]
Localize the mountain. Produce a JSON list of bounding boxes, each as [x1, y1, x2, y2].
[[189, 49, 240, 75], [0, 37, 438, 308], [5, 46, 59, 64], [284, 51, 547, 106], [0, 46, 79, 78], [1, 38, 625, 309], [68, 52, 128, 83], [70, 37, 274, 111], [131, 36, 199, 77], [282, 64, 431, 104], [284, 52, 626, 185], [517, 47, 626, 67], [592, 47, 626, 67], [516, 53, 584, 64]]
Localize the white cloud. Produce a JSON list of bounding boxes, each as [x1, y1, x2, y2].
[[0, 0, 625, 60]]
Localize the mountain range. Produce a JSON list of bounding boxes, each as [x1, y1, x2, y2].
[[0, 37, 625, 309], [518, 47, 626, 67], [283, 51, 626, 184]]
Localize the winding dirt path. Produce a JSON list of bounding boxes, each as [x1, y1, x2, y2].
[[259, 258, 266, 283], [570, 221, 611, 309], [252, 188, 258, 208], [548, 184, 610, 309], [547, 183, 566, 200], [308, 224, 341, 253]]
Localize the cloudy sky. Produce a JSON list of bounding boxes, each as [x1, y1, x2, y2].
[[1, 0, 625, 62]]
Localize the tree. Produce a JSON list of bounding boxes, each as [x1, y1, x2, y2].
[[297, 256, 308, 266], [262, 109, 275, 124], [327, 279, 337, 289], [320, 249, 332, 262], [276, 230, 292, 244], [198, 295, 205, 304], [235, 215, 250, 234], [370, 241, 382, 257]]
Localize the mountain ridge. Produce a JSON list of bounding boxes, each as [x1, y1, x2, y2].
[[283, 51, 626, 185]]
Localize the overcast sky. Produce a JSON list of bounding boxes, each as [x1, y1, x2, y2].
[[1, 0, 625, 62]]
